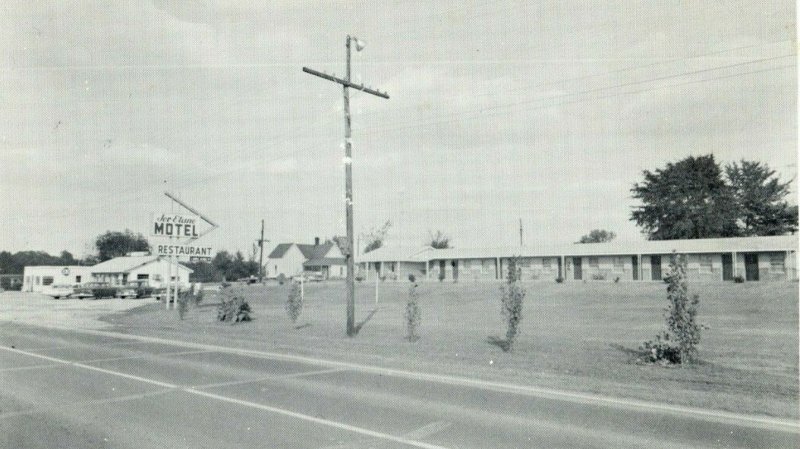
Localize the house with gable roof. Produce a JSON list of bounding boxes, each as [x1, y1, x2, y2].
[[267, 237, 346, 280]]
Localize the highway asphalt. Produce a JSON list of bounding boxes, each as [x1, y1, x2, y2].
[[0, 323, 797, 448]]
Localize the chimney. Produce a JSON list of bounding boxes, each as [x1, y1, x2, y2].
[[314, 237, 320, 246]]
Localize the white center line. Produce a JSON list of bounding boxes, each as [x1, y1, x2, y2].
[[0, 345, 451, 449]]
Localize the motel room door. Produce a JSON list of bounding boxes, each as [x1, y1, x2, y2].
[[651, 256, 662, 281], [721, 254, 733, 281], [573, 257, 582, 280], [744, 254, 759, 281]]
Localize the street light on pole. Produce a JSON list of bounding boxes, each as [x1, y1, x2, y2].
[[303, 35, 389, 337]]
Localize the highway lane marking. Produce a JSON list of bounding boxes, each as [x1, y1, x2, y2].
[[0, 389, 177, 421], [0, 363, 63, 372], [187, 389, 452, 449], [78, 349, 214, 364], [1, 340, 153, 352], [4, 325, 800, 434], [0, 345, 451, 449], [404, 421, 453, 440], [191, 367, 347, 390], [2, 346, 178, 389]]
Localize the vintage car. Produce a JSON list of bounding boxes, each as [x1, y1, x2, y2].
[[41, 284, 74, 299], [72, 282, 115, 299]]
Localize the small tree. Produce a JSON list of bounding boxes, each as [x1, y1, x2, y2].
[[641, 252, 702, 364], [428, 230, 450, 249], [404, 274, 421, 341], [286, 281, 303, 323], [363, 220, 392, 254], [577, 229, 616, 243], [500, 257, 526, 352]]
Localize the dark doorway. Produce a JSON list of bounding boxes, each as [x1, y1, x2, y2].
[[722, 254, 733, 281], [451, 260, 458, 281], [573, 257, 582, 280], [651, 256, 662, 281], [439, 260, 446, 280], [744, 254, 759, 281], [631, 256, 639, 281], [557, 258, 563, 279]]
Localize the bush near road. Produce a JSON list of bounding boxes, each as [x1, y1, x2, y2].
[[106, 281, 799, 419]]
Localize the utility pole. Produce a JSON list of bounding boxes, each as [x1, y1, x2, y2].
[[303, 35, 389, 337], [256, 219, 267, 282], [519, 218, 524, 247]]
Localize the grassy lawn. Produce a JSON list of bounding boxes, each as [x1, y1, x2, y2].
[[103, 280, 799, 419]]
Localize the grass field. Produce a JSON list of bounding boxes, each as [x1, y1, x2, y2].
[[103, 280, 799, 419]]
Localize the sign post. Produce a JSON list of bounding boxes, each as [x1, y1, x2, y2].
[[152, 192, 219, 311]]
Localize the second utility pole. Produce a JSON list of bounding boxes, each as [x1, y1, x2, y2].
[[303, 35, 389, 337]]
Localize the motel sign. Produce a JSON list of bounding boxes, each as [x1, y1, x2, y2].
[[152, 213, 200, 238]]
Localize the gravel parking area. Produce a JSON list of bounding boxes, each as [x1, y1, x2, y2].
[[0, 291, 149, 330]]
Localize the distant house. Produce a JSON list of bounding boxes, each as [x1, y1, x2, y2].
[[89, 255, 192, 289], [267, 238, 346, 279]]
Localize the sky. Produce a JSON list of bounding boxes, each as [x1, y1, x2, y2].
[[0, 0, 796, 259]]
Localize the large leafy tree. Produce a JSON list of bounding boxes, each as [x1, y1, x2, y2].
[[631, 155, 739, 240], [725, 160, 797, 236], [577, 229, 616, 243], [95, 229, 150, 261]]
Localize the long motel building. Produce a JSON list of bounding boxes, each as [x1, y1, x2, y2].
[[356, 235, 798, 283]]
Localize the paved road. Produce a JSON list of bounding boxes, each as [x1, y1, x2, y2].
[[0, 323, 797, 448]]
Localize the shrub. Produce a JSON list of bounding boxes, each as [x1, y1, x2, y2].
[[614, 276, 620, 283], [591, 273, 607, 281], [277, 274, 286, 285], [286, 281, 303, 323], [405, 276, 421, 341], [216, 296, 252, 323], [438, 271, 445, 282], [640, 253, 702, 364], [733, 275, 745, 283], [500, 257, 526, 352], [555, 276, 564, 284], [177, 291, 191, 320]]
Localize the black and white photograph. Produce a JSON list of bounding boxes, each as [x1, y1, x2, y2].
[[0, 1, 797, 447]]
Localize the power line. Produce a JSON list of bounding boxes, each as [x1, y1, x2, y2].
[[355, 55, 795, 136]]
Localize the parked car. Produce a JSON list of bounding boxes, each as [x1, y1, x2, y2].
[[115, 285, 137, 299], [41, 284, 74, 299], [296, 271, 324, 282], [72, 282, 116, 299]]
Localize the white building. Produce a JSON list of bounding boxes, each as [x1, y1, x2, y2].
[[89, 255, 192, 289], [22, 265, 93, 293], [267, 239, 345, 279]]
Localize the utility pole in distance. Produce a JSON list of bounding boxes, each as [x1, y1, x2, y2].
[[303, 35, 389, 337], [256, 219, 267, 282]]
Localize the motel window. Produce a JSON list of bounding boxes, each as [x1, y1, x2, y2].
[[589, 257, 598, 268], [542, 258, 551, 269], [699, 255, 713, 272], [137, 274, 149, 280], [153, 274, 162, 282], [770, 254, 785, 272], [75, 276, 81, 283], [42, 276, 54, 286], [482, 259, 493, 273], [613, 257, 624, 269]]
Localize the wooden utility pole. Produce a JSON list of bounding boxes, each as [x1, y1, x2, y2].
[[256, 220, 267, 282], [519, 218, 524, 247], [303, 35, 389, 337]]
